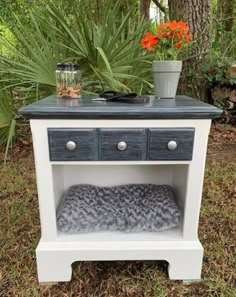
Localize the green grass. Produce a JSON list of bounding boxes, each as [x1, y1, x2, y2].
[[0, 138, 235, 297]]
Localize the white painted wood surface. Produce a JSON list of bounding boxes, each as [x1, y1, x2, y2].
[[30, 119, 211, 282], [36, 240, 203, 282]]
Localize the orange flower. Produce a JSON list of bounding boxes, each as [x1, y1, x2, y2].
[[185, 34, 192, 41], [168, 20, 179, 31], [141, 20, 191, 57], [157, 21, 190, 39], [141, 32, 159, 51], [157, 23, 168, 37], [175, 40, 183, 49], [163, 30, 174, 38], [175, 31, 182, 39], [177, 21, 189, 34]]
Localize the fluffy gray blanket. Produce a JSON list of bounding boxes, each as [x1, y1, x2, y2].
[[57, 184, 181, 233]]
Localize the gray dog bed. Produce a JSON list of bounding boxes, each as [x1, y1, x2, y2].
[[57, 184, 181, 233]]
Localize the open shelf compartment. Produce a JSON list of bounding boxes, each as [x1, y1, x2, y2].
[[52, 164, 189, 242]]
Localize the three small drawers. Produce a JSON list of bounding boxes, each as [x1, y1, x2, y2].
[[48, 128, 195, 161]]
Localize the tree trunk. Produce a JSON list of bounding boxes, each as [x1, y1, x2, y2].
[[169, 0, 211, 50], [139, 0, 151, 20], [168, 0, 211, 100]]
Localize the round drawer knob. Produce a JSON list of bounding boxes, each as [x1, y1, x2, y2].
[[167, 140, 177, 150], [117, 141, 127, 151], [66, 141, 77, 151]]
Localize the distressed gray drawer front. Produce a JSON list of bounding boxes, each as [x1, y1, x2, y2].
[[148, 128, 195, 160], [48, 129, 96, 161], [99, 129, 146, 160]]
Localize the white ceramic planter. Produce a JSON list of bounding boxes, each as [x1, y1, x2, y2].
[[152, 61, 182, 99]]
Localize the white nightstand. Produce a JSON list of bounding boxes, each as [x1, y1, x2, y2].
[[19, 95, 222, 283]]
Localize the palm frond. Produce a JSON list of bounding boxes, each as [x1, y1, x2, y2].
[[0, 92, 16, 163], [41, 0, 152, 93], [0, 11, 67, 91]]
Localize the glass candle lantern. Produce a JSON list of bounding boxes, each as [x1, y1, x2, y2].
[[56, 63, 81, 98]]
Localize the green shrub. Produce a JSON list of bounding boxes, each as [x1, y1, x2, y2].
[[201, 53, 236, 86], [0, 0, 153, 158]]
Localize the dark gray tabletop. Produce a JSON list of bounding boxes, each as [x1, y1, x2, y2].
[[18, 95, 222, 120]]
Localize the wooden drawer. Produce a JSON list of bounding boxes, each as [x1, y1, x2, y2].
[[148, 128, 195, 160], [48, 128, 96, 161], [99, 129, 146, 160], [48, 128, 194, 162]]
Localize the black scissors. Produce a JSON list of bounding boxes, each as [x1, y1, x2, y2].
[[92, 91, 149, 104]]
